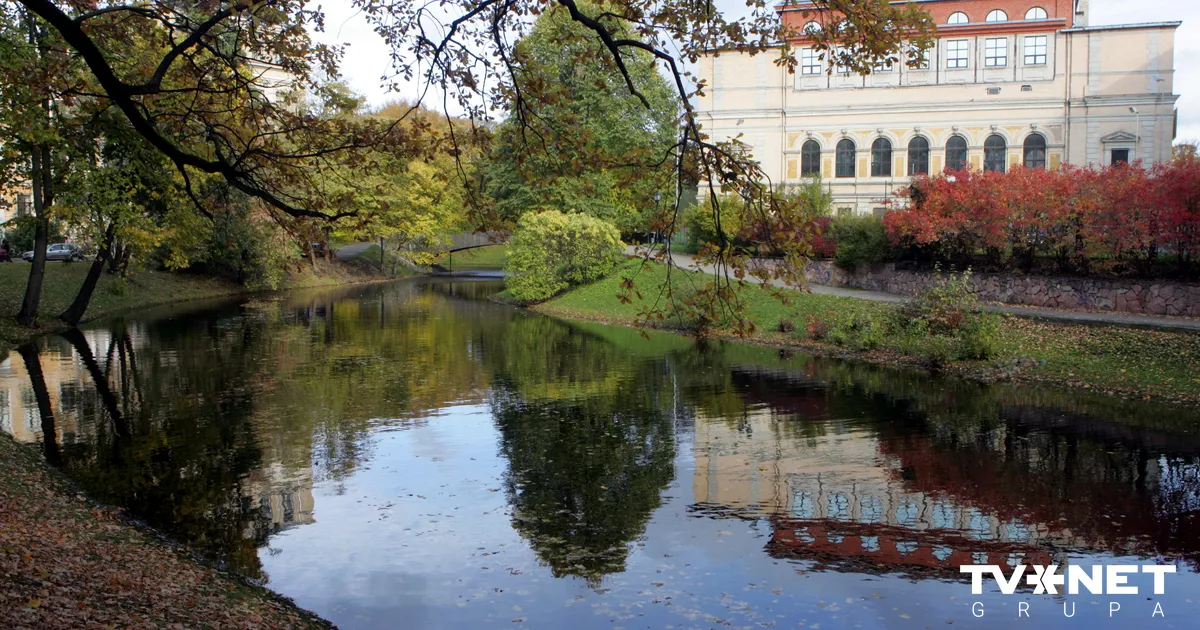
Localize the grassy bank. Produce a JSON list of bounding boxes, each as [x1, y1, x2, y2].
[[0, 434, 330, 629], [0, 259, 403, 356], [433, 244, 508, 272], [534, 260, 1200, 407]]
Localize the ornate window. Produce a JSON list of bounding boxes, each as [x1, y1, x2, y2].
[[947, 40, 970, 69], [985, 38, 1008, 67], [1024, 35, 1048, 65], [803, 21, 822, 35], [984, 134, 1008, 172], [801, 48, 821, 75], [946, 135, 969, 171], [801, 140, 821, 176], [948, 11, 969, 25], [908, 137, 930, 175], [1025, 7, 1048, 20], [871, 138, 893, 177], [986, 9, 1009, 22], [1023, 134, 1047, 169], [836, 139, 856, 178]]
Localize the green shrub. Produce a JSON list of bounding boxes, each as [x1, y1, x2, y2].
[[956, 311, 1003, 360], [894, 268, 1002, 362], [200, 209, 296, 290], [831, 215, 891, 272], [683, 198, 745, 253], [852, 316, 888, 351], [920, 336, 958, 370], [504, 211, 624, 302]]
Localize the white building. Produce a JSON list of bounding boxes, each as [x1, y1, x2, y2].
[[696, 0, 1180, 215]]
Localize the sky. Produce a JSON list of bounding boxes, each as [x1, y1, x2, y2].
[[315, 1, 1200, 141]]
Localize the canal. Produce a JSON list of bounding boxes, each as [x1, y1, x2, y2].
[[2, 277, 1198, 629]]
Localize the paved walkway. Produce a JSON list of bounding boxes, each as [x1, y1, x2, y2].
[[626, 247, 1200, 333], [335, 242, 374, 259]]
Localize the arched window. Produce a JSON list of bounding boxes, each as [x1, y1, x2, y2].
[[986, 9, 1008, 22], [871, 138, 893, 177], [1023, 134, 1047, 168], [802, 21, 821, 35], [836, 139, 856, 178], [946, 136, 969, 171], [948, 11, 969, 25], [908, 137, 930, 175], [801, 140, 821, 176], [984, 134, 1007, 172], [1025, 7, 1048, 20]]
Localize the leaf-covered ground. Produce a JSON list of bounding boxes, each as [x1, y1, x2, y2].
[[0, 434, 332, 629], [537, 260, 1200, 407]]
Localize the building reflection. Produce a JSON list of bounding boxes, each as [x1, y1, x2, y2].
[[692, 365, 1200, 576]]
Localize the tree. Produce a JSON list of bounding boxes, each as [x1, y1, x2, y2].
[[55, 113, 191, 325], [20, 0, 936, 329], [486, 3, 679, 235], [328, 101, 479, 267], [0, 5, 81, 326]]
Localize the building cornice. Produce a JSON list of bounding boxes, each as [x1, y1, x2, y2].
[[1062, 22, 1182, 33]]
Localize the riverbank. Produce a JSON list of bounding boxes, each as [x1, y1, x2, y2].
[[534, 260, 1200, 408], [0, 259, 407, 356], [0, 432, 331, 629]]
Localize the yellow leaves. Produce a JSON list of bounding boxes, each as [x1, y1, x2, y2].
[[26, 598, 42, 609]]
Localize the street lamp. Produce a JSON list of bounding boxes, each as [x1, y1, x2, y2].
[[652, 192, 663, 245]]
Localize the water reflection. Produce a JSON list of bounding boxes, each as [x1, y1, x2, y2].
[[2, 278, 1200, 627]]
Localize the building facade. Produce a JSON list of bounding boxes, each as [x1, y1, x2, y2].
[[695, 0, 1180, 214]]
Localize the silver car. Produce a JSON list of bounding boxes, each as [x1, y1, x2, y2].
[[23, 243, 84, 262]]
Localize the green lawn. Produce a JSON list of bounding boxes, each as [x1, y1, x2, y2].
[[536, 259, 1200, 405], [0, 258, 392, 355], [0, 263, 245, 351], [434, 244, 508, 271]]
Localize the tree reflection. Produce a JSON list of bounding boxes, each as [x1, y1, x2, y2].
[[492, 384, 675, 585], [487, 316, 678, 585]]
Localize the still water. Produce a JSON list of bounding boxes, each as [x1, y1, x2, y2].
[[3, 278, 1200, 629]]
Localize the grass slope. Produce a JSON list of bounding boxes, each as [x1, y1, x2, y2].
[[0, 259, 398, 356], [537, 260, 1200, 406], [433, 244, 508, 272]]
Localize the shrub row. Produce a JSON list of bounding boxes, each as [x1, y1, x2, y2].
[[884, 160, 1200, 276]]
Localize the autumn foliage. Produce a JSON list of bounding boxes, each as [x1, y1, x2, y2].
[[884, 158, 1200, 277]]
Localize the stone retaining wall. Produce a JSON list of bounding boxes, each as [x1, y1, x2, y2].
[[804, 260, 1200, 317]]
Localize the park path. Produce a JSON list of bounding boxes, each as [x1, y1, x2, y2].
[[625, 246, 1200, 333], [335, 242, 374, 259]]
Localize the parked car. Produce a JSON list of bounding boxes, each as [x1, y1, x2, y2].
[[22, 243, 84, 262]]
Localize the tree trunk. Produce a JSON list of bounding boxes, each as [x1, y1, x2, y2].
[[16, 343, 61, 466], [307, 240, 317, 271], [16, 143, 52, 327], [59, 224, 114, 326], [379, 236, 385, 271]]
